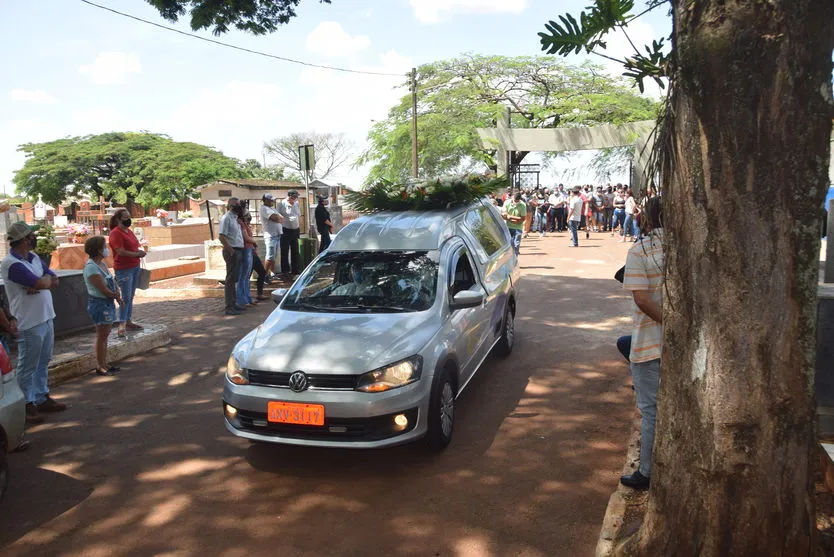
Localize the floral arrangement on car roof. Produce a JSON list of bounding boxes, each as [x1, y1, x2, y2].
[[345, 174, 509, 212]]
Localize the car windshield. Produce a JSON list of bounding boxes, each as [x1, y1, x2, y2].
[[282, 250, 440, 313]]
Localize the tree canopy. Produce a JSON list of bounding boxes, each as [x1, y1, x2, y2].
[[263, 131, 353, 181], [14, 132, 239, 208], [145, 0, 331, 35], [357, 54, 659, 184]]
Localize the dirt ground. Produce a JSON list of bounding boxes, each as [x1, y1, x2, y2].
[[0, 230, 637, 557]]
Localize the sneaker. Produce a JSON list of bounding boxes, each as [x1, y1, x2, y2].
[[37, 396, 67, 413], [620, 470, 650, 490], [234, 304, 247, 311], [25, 403, 44, 424], [225, 308, 243, 316]]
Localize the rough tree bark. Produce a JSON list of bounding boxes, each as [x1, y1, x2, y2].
[[622, 1, 834, 555]]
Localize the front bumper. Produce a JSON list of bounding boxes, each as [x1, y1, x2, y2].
[[222, 379, 429, 449]]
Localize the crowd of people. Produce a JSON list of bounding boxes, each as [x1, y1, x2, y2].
[[491, 182, 659, 249]]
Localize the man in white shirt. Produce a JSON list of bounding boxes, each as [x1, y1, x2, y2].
[[567, 187, 583, 247], [219, 197, 245, 315], [277, 190, 302, 275], [259, 194, 284, 281], [0, 222, 64, 423]]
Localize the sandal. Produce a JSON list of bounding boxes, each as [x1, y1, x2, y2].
[[126, 323, 144, 331], [108, 366, 121, 372], [95, 367, 115, 377]]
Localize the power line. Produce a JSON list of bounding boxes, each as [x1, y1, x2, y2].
[[78, 0, 405, 77]]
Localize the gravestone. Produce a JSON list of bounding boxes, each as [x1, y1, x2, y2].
[[0, 207, 20, 260]]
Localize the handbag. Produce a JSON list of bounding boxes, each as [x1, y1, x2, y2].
[[136, 259, 151, 290]]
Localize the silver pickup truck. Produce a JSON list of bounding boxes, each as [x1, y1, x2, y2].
[[222, 198, 520, 451]]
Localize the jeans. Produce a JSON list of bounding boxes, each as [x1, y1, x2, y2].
[[533, 212, 546, 233], [613, 208, 625, 231], [568, 219, 580, 246], [223, 248, 243, 311], [509, 228, 522, 255], [236, 247, 254, 306], [17, 319, 54, 405], [603, 208, 614, 230], [319, 228, 331, 253], [547, 207, 557, 232], [252, 252, 266, 296], [631, 358, 660, 477], [623, 213, 637, 238], [115, 266, 141, 324], [280, 228, 301, 274]]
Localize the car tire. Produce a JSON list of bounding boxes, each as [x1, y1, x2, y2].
[[0, 450, 8, 503], [425, 368, 456, 452], [494, 304, 515, 358]]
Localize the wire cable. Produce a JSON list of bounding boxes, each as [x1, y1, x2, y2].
[[78, 0, 405, 77]]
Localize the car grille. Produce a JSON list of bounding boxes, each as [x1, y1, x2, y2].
[[247, 369, 358, 390], [231, 407, 418, 442]]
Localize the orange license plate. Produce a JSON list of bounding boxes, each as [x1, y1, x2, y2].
[[267, 402, 325, 426]]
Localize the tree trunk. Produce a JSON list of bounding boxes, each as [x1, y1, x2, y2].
[[626, 1, 833, 555]]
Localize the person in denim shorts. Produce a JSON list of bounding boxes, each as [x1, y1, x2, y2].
[[83, 236, 122, 376]]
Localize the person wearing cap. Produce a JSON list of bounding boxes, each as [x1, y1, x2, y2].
[[259, 193, 284, 281], [219, 198, 246, 315], [314, 193, 332, 253], [0, 222, 65, 424], [277, 190, 302, 275]]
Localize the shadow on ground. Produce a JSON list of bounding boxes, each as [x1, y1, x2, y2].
[[1, 271, 635, 557]]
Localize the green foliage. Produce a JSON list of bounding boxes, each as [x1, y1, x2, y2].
[[235, 159, 300, 181], [145, 0, 331, 35], [345, 174, 509, 213], [539, 0, 634, 56], [34, 224, 59, 256], [357, 54, 659, 184], [539, 0, 671, 93], [14, 132, 239, 208]]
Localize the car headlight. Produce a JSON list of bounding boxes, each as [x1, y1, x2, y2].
[[226, 354, 249, 385], [356, 356, 422, 393]]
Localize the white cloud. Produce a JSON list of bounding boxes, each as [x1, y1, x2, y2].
[[305, 22, 371, 58], [411, 0, 527, 23], [79, 52, 142, 85], [9, 89, 58, 105]]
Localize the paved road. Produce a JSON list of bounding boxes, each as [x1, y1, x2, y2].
[[1, 232, 636, 557]]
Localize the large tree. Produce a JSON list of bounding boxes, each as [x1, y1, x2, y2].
[[357, 54, 659, 184], [263, 131, 353, 181], [145, 0, 331, 35], [14, 132, 238, 208], [541, 0, 833, 553]]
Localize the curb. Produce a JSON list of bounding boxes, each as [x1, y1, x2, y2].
[[135, 287, 224, 299], [596, 426, 642, 557], [48, 324, 171, 386]]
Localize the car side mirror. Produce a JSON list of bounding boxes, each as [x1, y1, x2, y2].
[[449, 289, 484, 310], [271, 288, 288, 305]]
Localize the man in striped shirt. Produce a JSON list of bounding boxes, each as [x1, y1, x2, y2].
[[620, 196, 664, 490]]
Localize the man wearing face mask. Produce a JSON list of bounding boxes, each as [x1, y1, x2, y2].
[[219, 197, 246, 315], [0, 222, 64, 424]]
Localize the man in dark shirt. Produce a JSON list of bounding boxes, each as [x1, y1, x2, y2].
[[314, 194, 333, 253]]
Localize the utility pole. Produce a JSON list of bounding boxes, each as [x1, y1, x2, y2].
[[410, 68, 418, 178]]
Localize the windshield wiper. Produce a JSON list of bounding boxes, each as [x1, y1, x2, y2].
[[329, 305, 416, 313], [283, 302, 329, 312]]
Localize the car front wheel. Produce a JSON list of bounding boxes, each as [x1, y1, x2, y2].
[[494, 305, 515, 357], [425, 368, 456, 451]]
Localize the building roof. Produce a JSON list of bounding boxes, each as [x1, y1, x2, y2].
[[196, 178, 303, 190], [329, 205, 470, 252]]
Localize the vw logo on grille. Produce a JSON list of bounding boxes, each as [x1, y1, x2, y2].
[[288, 371, 309, 392]]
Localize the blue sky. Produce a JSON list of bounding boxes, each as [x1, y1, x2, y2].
[[0, 0, 670, 193]]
